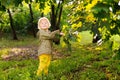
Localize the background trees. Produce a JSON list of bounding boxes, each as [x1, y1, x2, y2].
[[0, 0, 120, 54], [0, 0, 23, 40]]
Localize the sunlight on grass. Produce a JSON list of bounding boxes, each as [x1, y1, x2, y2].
[[79, 31, 93, 45], [0, 48, 10, 58]]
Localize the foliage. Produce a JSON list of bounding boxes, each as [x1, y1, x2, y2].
[[61, 25, 81, 51], [110, 35, 120, 59], [0, 1, 40, 35], [0, 11, 10, 32], [63, 0, 120, 52], [110, 35, 120, 51], [86, 0, 120, 59], [63, 0, 120, 54]]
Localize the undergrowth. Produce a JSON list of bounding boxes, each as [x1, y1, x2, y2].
[[0, 32, 120, 80]]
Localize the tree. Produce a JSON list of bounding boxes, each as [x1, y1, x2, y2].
[[0, 0, 22, 40], [24, 0, 43, 37], [50, 0, 64, 31], [7, 8, 18, 40], [49, 0, 64, 44], [88, 0, 120, 59], [25, 0, 36, 38]]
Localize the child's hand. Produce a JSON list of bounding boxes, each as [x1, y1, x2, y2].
[[60, 32, 65, 36]]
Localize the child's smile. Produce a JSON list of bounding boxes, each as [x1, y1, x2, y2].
[[40, 19, 49, 30]]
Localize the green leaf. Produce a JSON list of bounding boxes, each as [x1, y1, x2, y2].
[[0, 5, 6, 11], [14, 0, 22, 6], [103, 0, 113, 3], [25, 0, 29, 3], [110, 35, 120, 51], [92, 3, 109, 13], [35, 0, 39, 3]]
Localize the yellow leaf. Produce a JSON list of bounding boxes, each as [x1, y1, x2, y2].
[[86, 13, 96, 22], [42, 2, 51, 15], [86, 0, 100, 11]]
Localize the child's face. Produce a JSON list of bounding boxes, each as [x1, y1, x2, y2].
[[39, 19, 49, 30]]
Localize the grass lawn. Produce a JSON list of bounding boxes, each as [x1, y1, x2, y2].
[[0, 31, 120, 80]]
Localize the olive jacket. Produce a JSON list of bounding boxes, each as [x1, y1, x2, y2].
[[37, 29, 60, 56]]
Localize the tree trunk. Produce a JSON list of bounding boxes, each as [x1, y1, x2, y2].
[[56, 0, 64, 30], [51, 4, 57, 31], [41, 12, 44, 17], [50, 0, 64, 31], [7, 9, 18, 40], [50, 0, 64, 44], [28, 3, 36, 38]]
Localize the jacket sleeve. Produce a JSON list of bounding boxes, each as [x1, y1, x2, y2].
[[41, 30, 60, 39]]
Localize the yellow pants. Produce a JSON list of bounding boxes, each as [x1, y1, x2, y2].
[[37, 54, 51, 76]]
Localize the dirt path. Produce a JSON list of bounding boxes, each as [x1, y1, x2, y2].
[[1, 46, 66, 61]]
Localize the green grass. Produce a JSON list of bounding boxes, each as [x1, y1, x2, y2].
[[0, 35, 38, 48], [0, 32, 120, 80], [0, 59, 38, 80], [79, 30, 93, 45]]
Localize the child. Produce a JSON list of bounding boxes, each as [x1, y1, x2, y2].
[[36, 17, 64, 76]]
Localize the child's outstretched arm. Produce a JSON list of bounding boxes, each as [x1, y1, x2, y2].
[[40, 30, 60, 39]]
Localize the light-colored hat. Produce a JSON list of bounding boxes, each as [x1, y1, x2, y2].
[[38, 17, 51, 29]]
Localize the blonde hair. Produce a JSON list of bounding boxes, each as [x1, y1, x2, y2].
[[38, 17, 51, 29]]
